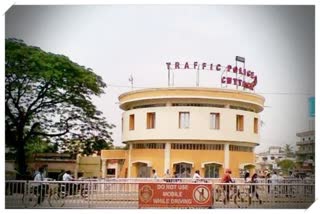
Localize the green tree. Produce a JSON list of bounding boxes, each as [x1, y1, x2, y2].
[[277, 159, 295, 175], [5, 38, 115, 176], [24, 136, 58, 158], [60, 137, 114, 155]]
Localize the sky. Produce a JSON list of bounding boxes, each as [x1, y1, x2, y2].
[[4, 5, 315, 153]]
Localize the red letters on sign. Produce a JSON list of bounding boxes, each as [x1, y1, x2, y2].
[[194, 62, 198, 69], [175, 62, 180, 69], [216, 64, 221, 71], [202, 63, 207, 70], [233, 66, 238, 73], [166, 62, 171, 70], [226, 65, 232, 72], [166, 61, 258, 90]]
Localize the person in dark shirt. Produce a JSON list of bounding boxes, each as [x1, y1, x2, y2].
[[57, 170, 65, 181], [249, 173, 262, 205], [221, 169, 233, 204]]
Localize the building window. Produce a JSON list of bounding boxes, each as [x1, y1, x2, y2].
[[229, 145, 253, 152], [107, 168, 116, 177], [174, 163, 192, 178], [146, 112, 156, 129], [210, 113, 220, 129], [171, 143, 224, 150], [254, 118, 258, 133], [236, 115, 244, 131], [132, 143, 165, 149], [179, 112, 190, 128], [205, 164, 220, 178], [129, 114, 135, 130]]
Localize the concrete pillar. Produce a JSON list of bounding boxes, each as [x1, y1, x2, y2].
[[101, 159, 107, 178], [164, 143, 171, 174], [224, 143, 230, 169], [128, 144, 132, 178]]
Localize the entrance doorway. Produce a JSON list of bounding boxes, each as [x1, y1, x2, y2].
[[136, 163, 151, 178]]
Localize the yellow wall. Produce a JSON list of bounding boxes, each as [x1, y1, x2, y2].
[[101, 150, 127, 159], [78, 156, 101, 178], [130, 149, 165, 177], [229, 151, 255, 177], [100, 148, 256, 178]]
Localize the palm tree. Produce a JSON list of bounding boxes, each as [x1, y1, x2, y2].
[[283, 144, 295, 158]]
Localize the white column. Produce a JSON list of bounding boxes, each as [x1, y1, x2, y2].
[[128, 144, 132, 178], [101, 158, 107, 178], [224, 143, 230, 169], [164, 143, 171, 173]]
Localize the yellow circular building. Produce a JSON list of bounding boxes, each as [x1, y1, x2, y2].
[[102, 87, 265, 178]]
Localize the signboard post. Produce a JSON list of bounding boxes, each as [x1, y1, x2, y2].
[[138, 183, 212, 208]]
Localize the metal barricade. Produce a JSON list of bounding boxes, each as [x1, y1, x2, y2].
[[5, 179, 315, 209], [213, 182, 315, 209]]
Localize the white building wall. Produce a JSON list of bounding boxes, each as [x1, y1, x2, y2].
[[122, 106, 259, 143]]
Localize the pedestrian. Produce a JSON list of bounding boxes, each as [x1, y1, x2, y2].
[[42, 164, 49, 178], [244, 171, 250, 183], [33, 167, 47, 204], [270, 171, 279, 194], [152, 169, 158, 179], [57, 169, 65, 181], [221, 168, 233, 204], [271, 171, 278, 183], [265, 171, 271, 193], [164, 169, 170, 178], [63, 170, 74, 181], [173, 171, 181, 182], [63, 170, 75, 196], [164, 169, 171, 182], [192, 170, 201, 182], [249, 173, 262, 205]]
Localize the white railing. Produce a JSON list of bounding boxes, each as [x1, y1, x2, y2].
[[213, 182, 315, 209], [5, 179, 314, 209]]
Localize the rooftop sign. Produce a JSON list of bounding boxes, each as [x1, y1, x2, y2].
[[165, 57, 258, 91]]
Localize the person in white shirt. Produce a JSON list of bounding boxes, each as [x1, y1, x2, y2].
[[62, 170, 75, 196], [62, 171, 74, 181], [244, 171, 250, 183], [34, 168, 45, 182], [193, 170, 201, 179], [33, 167, 46, 204], [192, 170, 203, 183], [271, 171, 278, 183], [152, 169, 158, 179]]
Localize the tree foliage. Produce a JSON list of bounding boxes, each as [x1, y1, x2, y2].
[[277, 159, 295, 175], [5, 38, 115, 176], [60, 137, 114, 156], [283, 144, 295, 158]]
